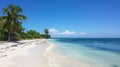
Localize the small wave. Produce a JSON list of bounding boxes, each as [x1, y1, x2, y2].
[[44, 41, 59, 67]]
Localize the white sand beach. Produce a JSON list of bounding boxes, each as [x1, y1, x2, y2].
[[0, 39, 50, 67]]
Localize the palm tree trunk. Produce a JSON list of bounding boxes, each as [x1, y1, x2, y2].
[[8, 32, 11, 42]]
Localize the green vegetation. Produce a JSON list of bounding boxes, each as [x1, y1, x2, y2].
[[0, 4, 50, 41], [23, 30, 41, 39]]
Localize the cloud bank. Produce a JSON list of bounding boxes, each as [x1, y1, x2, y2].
[[49, 28, 87, 37]]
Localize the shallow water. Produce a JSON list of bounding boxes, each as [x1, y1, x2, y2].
[[47, 38, 120, 67]]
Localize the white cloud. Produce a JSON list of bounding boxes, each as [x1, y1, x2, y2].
[[49, 28, 59, 34], [49, 28, 87, 36], [61, 30, 77, 35]]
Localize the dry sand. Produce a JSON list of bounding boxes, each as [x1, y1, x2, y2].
[[0, 39, 50, 67]]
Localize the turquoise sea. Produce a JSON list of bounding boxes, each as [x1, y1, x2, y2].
[[47, 38, 120, 67]]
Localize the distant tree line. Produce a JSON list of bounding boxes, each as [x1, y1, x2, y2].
[[0, 4, 50, 41]]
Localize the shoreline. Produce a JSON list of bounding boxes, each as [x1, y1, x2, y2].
[[45, 40, 56, 67], [0, 39, 50, 67]]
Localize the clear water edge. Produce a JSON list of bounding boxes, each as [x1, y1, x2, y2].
[[46, 38, 120, 67]]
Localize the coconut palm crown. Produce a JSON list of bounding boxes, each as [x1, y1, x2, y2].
[[1, 4, 26, 41]]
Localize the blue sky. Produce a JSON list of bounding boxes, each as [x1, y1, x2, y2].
[[0, 0, 120, 38]]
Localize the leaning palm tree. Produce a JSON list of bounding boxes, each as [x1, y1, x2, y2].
[[1, 4, 26, 41]]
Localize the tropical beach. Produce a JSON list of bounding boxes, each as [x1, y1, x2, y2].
[[0, 38, 120, 67], [0, 3, 51, 67], [0, 0, 120, 67]]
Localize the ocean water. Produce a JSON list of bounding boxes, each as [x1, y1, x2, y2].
[[47, 38, 120, 67]]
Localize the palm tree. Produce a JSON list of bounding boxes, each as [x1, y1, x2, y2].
[[44, 29, 49, 38], [1, 4, 26, 41]]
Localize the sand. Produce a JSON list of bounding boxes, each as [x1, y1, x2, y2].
[[0, 39, 50, 67]]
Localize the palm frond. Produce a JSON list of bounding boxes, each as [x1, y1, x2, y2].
[[17, 15, 27, 20], [16, 6, 23, 13], [0, 16, 7, 27]]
